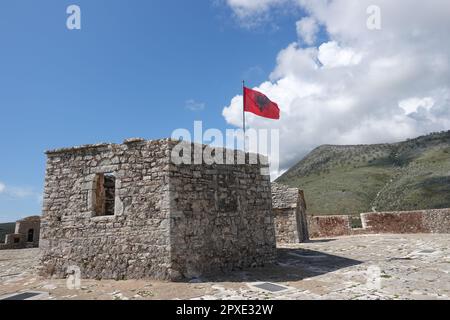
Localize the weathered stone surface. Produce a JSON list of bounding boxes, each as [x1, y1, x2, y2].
[[2, 234, 450, 300], [308, 215, 352, 238], [39, 139, 276, 281], [361, 209, 450, 234], [308, 209, 450, 238], [0, 216, 40, 250], [271, 183, 309, 243]]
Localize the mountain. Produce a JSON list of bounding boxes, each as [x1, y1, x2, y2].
[[276, 131, 450, 216], [0, 222, 15, 243]]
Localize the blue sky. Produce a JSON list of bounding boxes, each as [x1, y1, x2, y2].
[[0, 1, 306, 222], [2, 1, 449, 222]]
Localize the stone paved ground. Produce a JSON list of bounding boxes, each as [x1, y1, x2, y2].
[[1, 234, 449, 300]]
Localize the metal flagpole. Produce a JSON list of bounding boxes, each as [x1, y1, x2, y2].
[[242, 80, 246, 152]]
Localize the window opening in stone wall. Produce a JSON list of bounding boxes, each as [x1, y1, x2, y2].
[[27, 229, 34, 242], [94, 173, 116, 216]]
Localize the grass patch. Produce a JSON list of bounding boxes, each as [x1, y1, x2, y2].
[[0, 222, 15, 243]]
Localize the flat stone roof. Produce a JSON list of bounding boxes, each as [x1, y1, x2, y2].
[[44, 138, 269, 164], [45, 138, 158, 155]]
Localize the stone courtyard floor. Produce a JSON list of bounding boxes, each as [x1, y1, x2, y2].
[[1, 234, 449, 300]]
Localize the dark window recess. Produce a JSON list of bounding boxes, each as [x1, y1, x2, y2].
[[27, 229, 34, 242], [94, 173, 116, 216], [14, 237, 20, 244]]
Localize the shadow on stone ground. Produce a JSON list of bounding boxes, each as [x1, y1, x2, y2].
[[305, 239, 337, 243], [191, 247, 362, 283]]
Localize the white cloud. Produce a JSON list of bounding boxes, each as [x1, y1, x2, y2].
[[223, 0, 450, 178], [185, 99, 206, 112], [226, 0, 286, 17], [0, 182, 40, 201], [317, 41, 362, 68], [224, 0, 295, 27], [7, 187, 35, 199], [296, 17, 319, 45], [399, 97, 435, 115]]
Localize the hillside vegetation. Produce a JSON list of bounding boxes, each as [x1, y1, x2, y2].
[[0, 223, 15, 243], [276, 131, 450, 215]]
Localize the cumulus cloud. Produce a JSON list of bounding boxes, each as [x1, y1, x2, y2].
[[399, 97, 435, 115], [317, 41, 362, 68], [296, 17, 319, 45], [223, 0, 450, 178], [0, 182, 5, 193]]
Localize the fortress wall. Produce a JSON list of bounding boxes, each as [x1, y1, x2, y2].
[[307, 209, 450, 238], [361, 209, 450, 234], [307, 215, 352, 238]]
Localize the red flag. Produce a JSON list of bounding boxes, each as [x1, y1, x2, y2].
[[244, 87, 280, 120]]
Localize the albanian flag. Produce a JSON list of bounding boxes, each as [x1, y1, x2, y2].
[[244, 87, 280, 120]]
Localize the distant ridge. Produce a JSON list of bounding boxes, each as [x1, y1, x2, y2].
[[0, 222, 15, 243], [276, 131, 450, 215]]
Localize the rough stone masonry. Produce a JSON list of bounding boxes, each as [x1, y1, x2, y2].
[[308, 209, 450, 238], [271, 183, 309, 243], [39, 138, 276, 281]]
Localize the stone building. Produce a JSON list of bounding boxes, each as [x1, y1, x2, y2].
[[0, 216, 40, 250], [40, 138, 276, 281], [271, 183, 309, 243]]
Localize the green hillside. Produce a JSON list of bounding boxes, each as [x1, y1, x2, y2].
[[276, 131, 450, 215], [0, 222, 15, 243]]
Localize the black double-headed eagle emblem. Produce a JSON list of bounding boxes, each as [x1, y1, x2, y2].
[[255, 94, 270, 112]]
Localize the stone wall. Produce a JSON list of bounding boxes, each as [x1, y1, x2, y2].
[[308, 209, 450, 238], [169, 144, 276, 278], [40, 139, 173, 280], [361, 209, 450, 234], [40, 138, 276, 281], [307, 215, 352, 238], [271, 183, 309, 243], [0, 216, 40, 250]]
